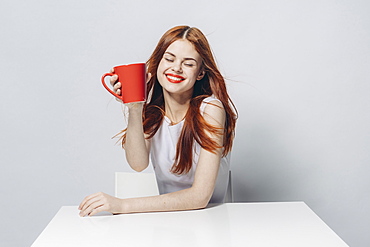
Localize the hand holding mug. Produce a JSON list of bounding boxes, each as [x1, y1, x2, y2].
[[102, 63, 148, 104], [109, 69, 120, 96]]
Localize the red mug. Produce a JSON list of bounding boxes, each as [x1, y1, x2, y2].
[[101, 63, 147, 103]]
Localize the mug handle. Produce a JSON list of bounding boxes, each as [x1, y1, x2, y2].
[[101, 73, 120, 99]]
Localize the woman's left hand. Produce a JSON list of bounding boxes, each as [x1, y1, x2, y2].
[[79, 192, 124, 217]]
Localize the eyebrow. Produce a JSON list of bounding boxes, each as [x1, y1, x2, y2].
[[164, 52, 198, 63]]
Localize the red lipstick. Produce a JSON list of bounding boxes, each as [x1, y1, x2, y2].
[[166, 73, 185, 83]]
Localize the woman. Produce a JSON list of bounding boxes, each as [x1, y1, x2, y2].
[[79, 26, 237, 217]]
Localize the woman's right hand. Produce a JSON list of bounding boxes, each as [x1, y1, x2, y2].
[[109, 68, 152, 105], [109, 68, 121, 100]]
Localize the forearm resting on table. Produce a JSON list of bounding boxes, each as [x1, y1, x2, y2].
[[119, 186, 211, 214], [124, 103, 149, 172]]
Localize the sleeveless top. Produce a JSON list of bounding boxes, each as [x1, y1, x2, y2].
[[150, 96, 230, 203]]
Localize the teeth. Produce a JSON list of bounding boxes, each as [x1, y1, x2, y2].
[[167, 75, 183, 81]]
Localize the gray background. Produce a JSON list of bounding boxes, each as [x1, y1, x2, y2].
[[1, 0, 369, 246]]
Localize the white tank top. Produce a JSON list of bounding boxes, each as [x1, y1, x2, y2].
[[150, 96, 230, 203]]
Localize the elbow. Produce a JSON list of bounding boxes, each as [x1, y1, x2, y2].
[[196, 201, 209, 210], [125, 150, 149, 172], [133, 166, 147, 172], [130, 163, 148, 172], [127, 160, 149, 172], [190, 190, 212, 210], [193, 198, 210, 210], [126, 154, 149, 172]]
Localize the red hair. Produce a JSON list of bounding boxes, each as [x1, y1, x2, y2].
[[121, 26, 237, 174]]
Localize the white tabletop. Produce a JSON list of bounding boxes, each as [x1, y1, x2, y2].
[[32, 202, 348, 247]]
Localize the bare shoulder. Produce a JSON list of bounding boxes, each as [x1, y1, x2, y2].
[[202, 99, 226, 128]]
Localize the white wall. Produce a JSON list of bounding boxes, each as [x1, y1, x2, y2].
[[1, 0, 369, 246]]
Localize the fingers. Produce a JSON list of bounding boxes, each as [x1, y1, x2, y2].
[[88, 204, 107, 217], [113, 82, 121, 96], [79, 192, 101, 215], [106, 68, 149, 101], [108, 73, 122, 97], [81, 200, 105, 217], [79, 192, 119, 217], [109, 74, 118, 87], [78, 193, 93, 210]]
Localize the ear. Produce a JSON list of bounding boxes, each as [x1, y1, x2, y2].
[[197, 70, 205, 81]]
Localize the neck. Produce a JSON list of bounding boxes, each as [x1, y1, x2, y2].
[[163, 90, 192, 124]]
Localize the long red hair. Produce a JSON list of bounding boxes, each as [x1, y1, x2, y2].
[[121, 26, 237, 174]]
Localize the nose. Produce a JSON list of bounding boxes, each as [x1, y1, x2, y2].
[[172, 61, 182, 73]]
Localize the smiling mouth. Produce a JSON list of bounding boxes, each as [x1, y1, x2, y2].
[[166, 74, 185, 83]]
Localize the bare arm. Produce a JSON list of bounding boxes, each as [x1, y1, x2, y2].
[[124, 103, 150, 172], [110, 70, 151, 172], [79, 100, 226, 216]]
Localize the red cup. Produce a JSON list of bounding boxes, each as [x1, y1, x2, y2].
[[101, 63, 147, 103]]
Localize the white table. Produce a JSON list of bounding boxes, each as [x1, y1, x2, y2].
[[32, 202, 348, 247]]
